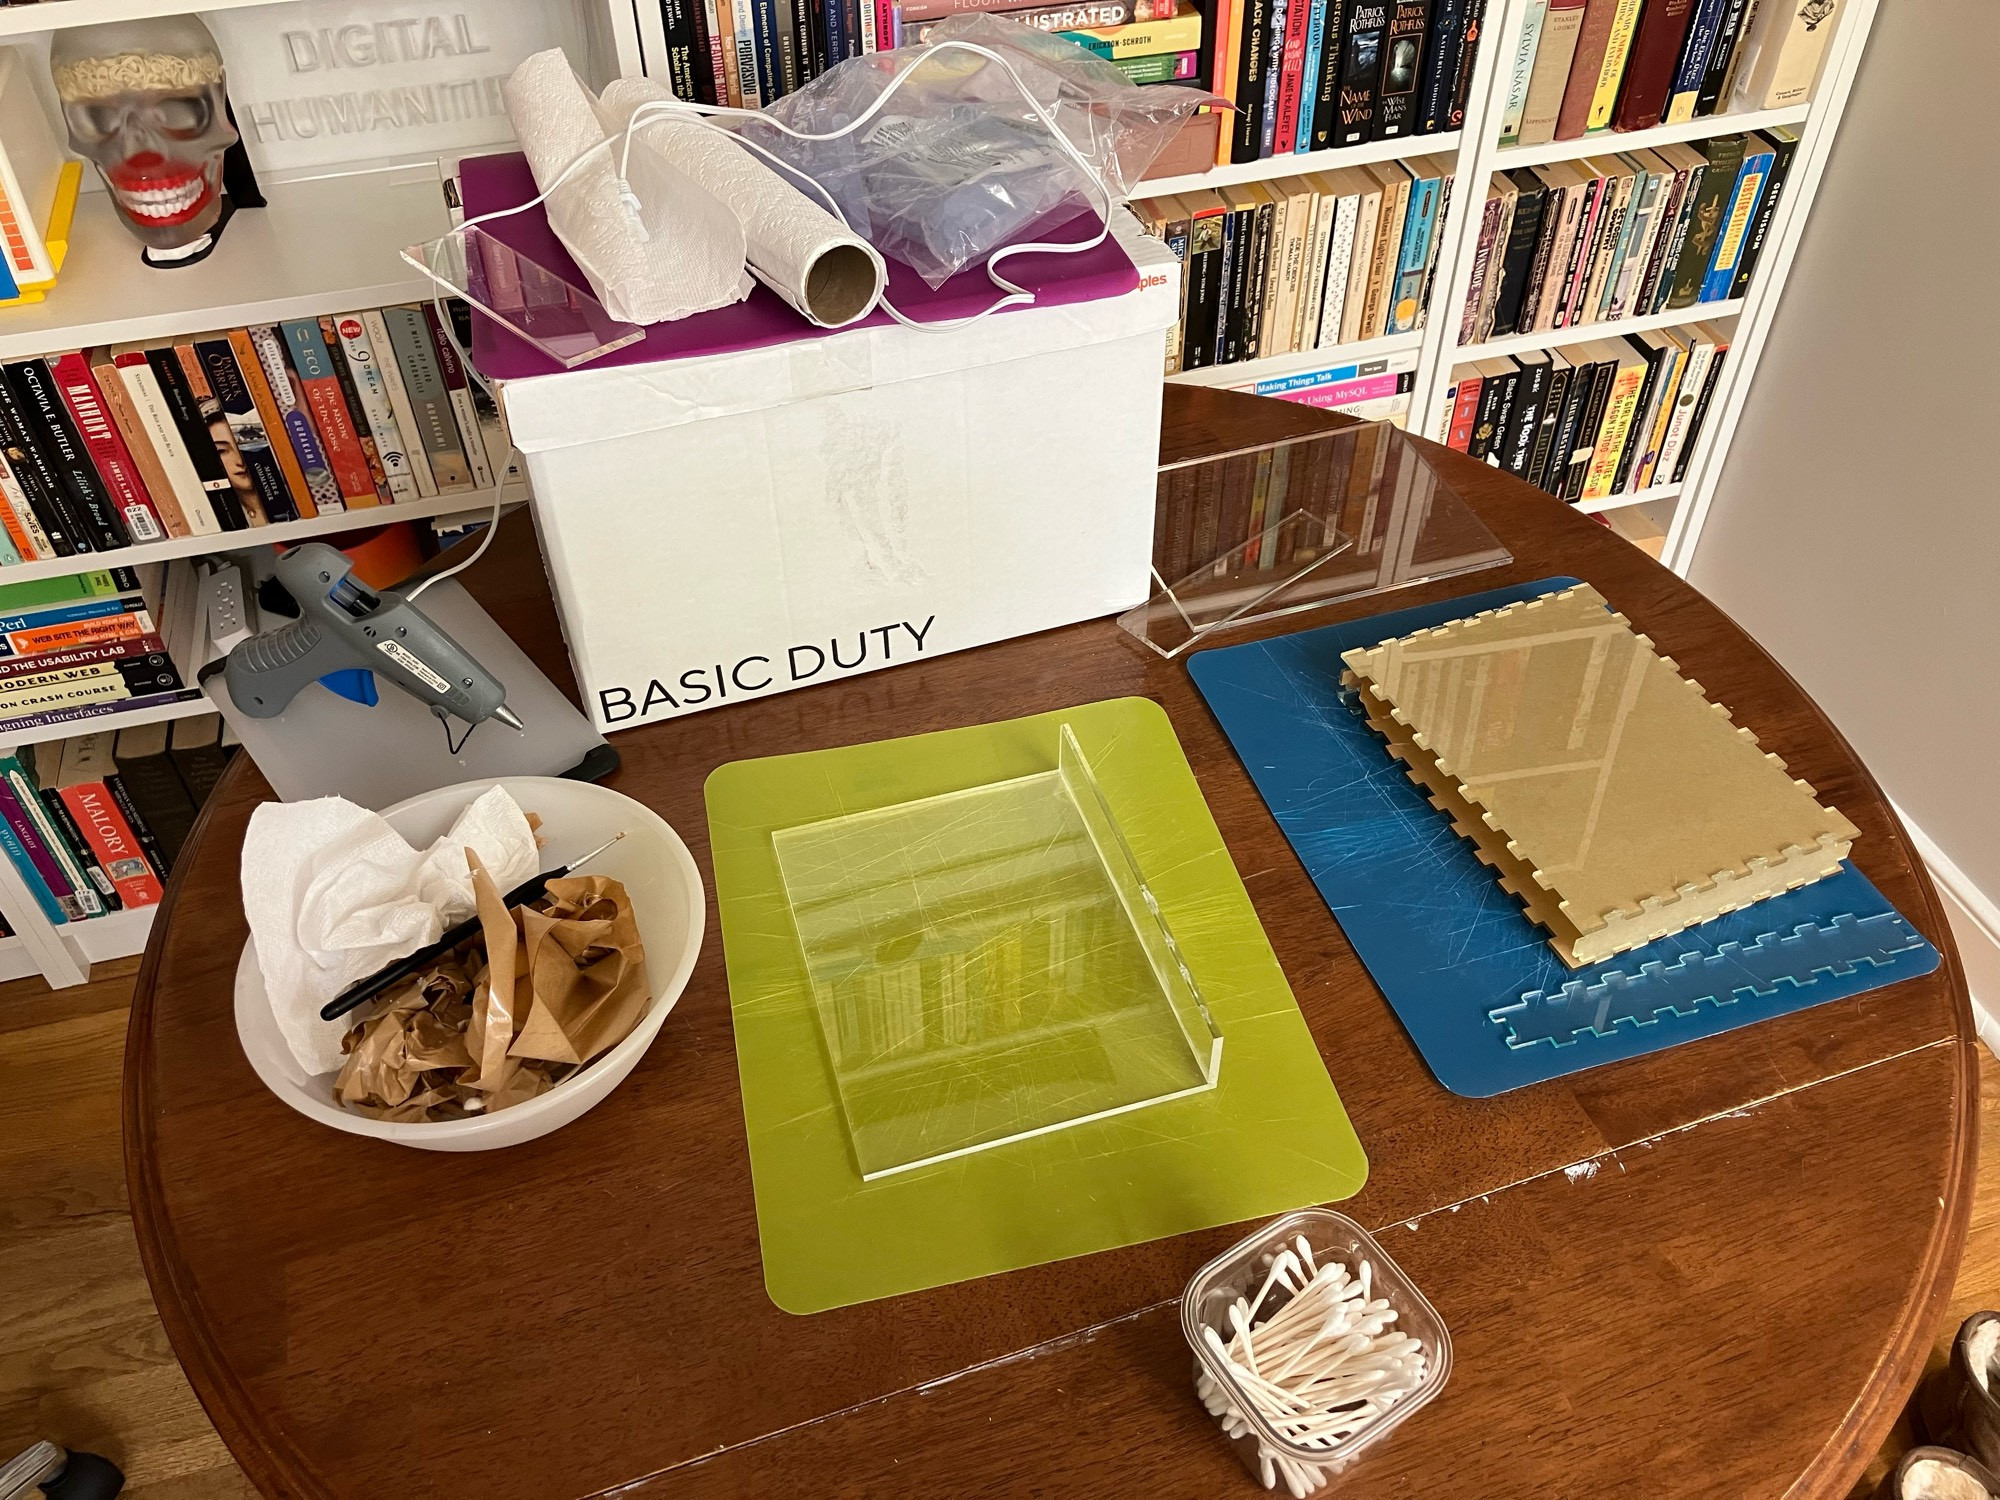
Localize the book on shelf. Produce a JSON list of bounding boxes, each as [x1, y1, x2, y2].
[[1443, 317, 1726, 509], [1501, 0, 1828, 145], [1497, 0, 1547, 143], [30, 740, 120, 916], [1457, 129, 1751, 340], [113, 719, 199, 870], [1136, 153, 1452, 375], [1516, 0, 1585, 144], [1662, 0, 1728, 121], [1728, 0, 1839, 110], [0, 297, 496, 569], [0, 712, 224, 926], [1613, 0, 1693, 129]]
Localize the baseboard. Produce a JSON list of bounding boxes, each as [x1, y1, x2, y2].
[[1893, 801, 2000, 1060]]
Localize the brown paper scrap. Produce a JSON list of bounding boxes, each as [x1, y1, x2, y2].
[[332, 855, 649, 1123]]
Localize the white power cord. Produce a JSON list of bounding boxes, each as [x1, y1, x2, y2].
[[407, 40, 1120, 599]]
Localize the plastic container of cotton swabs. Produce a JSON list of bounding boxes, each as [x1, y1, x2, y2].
[[1182, 1209, 1451, 1495]]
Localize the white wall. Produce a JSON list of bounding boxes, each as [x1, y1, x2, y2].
[[1687, 0, 2000, 1004]]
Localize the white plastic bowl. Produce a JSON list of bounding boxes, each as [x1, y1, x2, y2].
[[234, 775, 704, 1151]]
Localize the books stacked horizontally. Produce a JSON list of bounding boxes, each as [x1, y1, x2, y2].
[[1136, 152, 1455, 375], [1212, 0, 1485, 166], [0, 565, 209, 735], [0, 715, 233, 928], [0, 305, 500, 566], [1441, 321, 1729, 503], [1500, 0, 1841, 147], [1459, 129, 1791, 343], [653, 0, 1205, 108], [1341, 583, 1857, 966]]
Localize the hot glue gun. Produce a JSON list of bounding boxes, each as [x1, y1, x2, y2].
[[213, 544, 524, 742]]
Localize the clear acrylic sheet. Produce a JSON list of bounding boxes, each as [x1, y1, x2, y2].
[[772, 725, 1222, 1180], [401, 225, 646, 369], [1120, 423, 1511, 658]]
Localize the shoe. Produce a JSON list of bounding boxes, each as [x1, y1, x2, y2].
[[1920, 1312, 2000, 1468], [1874, 1446, 2000, 1500]]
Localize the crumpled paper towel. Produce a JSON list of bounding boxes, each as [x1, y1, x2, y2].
[[242, 786, 540, 1076], [600, 77, 887, 328], [502, 48, 752, 326]]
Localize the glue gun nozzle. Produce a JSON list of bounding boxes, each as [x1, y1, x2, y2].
[[493, 704, 524, 732]]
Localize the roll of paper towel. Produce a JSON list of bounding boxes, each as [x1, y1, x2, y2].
[[602, 78, 888, 329], [503, 50, 751, 326]]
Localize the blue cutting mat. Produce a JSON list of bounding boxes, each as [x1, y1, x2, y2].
[[1186, 577, 1941, 1097]]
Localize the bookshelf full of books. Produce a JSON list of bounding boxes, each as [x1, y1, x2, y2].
[[1096, 0, 1879, 574]]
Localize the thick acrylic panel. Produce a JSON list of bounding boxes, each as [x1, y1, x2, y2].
[[1120, 424, 1509, 658], [772, 726, 1222, 1180], [401, 226, 645, 369]]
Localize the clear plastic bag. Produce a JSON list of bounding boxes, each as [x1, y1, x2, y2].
[[737, 15, 1223, 287]]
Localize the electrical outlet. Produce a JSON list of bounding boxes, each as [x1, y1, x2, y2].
[[202, 559, 252, 654]]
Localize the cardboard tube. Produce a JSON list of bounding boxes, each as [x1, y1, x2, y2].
[[601, 78, 888, 328]]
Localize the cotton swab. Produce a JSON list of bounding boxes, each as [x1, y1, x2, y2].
[[1195, 1242, 1429, 1496]]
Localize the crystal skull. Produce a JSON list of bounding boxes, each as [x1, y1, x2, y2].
[[50, 16, 239, 255]]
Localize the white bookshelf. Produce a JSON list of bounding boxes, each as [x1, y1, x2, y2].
[[1141, 131, 1465, 199], [1165, 329, 1423, 390], [1492, 101, 1810, 170], [0, 0, 636, 987], [0, 166, 452, 360], [0, 483, 525, 583], [1460, 298, 1743, 360], [1578, 481, 1681, 516], [1132, 0, 1878, 582]]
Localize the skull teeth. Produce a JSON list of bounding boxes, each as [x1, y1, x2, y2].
[[113, 177, 206, 219]]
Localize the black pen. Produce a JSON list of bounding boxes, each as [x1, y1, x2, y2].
[[319, 832, 627, 1022]]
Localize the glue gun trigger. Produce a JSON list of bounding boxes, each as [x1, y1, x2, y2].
[[319, 668, 379, 707]]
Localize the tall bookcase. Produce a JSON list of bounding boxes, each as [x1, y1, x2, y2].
[[1135, 0, 1878, 573]]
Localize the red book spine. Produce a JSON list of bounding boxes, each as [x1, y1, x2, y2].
[[1446, 376, 1483, 450], [1272, 1, 1313, 153], [296, 371, 376, 507], [59, 781, 164, 908], [1613, 0, 1695, 129], [0, 633, 168, 682], [1554, 0, 1620, 139], [45, 352, 170, 543]]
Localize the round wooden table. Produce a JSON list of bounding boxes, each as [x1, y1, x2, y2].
[[125, 388, 1976, 1499]]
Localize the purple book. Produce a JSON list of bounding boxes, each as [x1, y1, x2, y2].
[[0, 768, 73, 909], [0, 688, 202, 736], [458, 151, 1144, 382]]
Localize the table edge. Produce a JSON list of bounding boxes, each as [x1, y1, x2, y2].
[[123, 754, 337, 1500]]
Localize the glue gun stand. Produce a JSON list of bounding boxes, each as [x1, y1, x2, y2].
[[205, 578, 612, 807]]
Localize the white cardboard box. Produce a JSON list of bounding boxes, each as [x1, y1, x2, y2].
[[500, 217, 1178, 732]]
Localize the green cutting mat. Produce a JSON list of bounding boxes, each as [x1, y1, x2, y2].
[[705, 697, 1368, 1313]]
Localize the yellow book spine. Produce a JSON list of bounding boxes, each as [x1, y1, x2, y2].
[[1709, 167, 1765, 279], [1583, 364, 1647, 496], [1633, 349, 1684, 489], [1219, 0, 1247, 157], [1067, 12, 1203, 54], [1586, 0, 1646, 131]]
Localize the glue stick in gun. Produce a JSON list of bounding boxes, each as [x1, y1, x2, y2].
[[211, 543, 523, 737]]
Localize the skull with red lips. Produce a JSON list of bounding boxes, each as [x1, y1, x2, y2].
[[51, 17, 238, 255]]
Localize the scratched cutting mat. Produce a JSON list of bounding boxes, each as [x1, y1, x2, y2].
[[1186, 577, 1941, 1097]]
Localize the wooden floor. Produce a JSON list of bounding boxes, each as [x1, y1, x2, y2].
[[0, 957, 1991, 1497]]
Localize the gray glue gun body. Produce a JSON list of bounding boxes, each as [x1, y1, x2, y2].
[[217, 543, 522, 731]]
